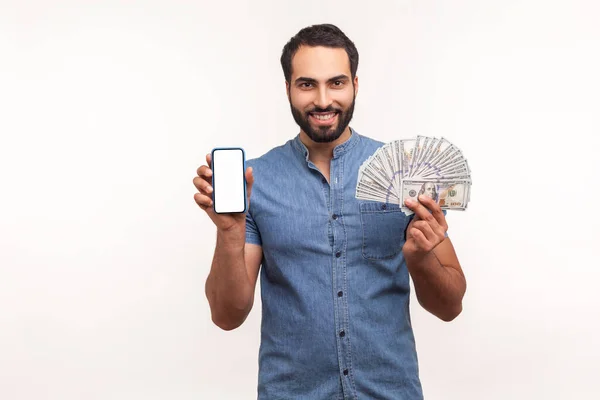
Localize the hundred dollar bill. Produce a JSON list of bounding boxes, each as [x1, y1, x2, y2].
[[356, 180, 399, 203], [400, 139, 416, 178], [412, 137, 436, 177], [400, 179, 470, 215], [421, 161, 470, 179], [355, 135, 473, 213]]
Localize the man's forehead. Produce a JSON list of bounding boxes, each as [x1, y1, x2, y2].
[[290, 45, 351, 81]]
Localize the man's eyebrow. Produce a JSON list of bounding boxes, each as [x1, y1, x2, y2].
[[327, 74, 350, 82], [294, 74, 350, 84], [294, 77, 317, 84]]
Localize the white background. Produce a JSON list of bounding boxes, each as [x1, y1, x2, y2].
[[1, 0, 599, 399]]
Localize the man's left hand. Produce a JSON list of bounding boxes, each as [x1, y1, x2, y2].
[[403, 195, 448, 258]]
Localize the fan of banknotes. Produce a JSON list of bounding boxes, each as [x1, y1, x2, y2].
[[355, 136, 471, 215]]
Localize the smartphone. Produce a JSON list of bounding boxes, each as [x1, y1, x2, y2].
[[210, 147, 247, 214]]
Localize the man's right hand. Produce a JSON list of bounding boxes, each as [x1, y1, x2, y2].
[[193, 153, 254, 233]]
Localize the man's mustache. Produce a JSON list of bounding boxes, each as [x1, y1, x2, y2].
[[307, 106, 341, 114]]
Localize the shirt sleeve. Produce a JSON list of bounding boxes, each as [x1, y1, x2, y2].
[[245, 208, 262, 246]]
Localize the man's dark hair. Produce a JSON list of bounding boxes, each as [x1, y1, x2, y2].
[[280, 23, 359, 83]]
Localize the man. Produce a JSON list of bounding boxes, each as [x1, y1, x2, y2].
[[194, 23, 466, 400]]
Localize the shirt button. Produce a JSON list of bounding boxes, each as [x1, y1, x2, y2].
[[332, 214, 338, 220], [337, 291, 343, 297], [339, 330, 345, 337], [335, 251, 341, 258], [343, 369, 349, 376]]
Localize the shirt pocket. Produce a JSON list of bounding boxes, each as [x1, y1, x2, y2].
[[359, 201, 410, 260]]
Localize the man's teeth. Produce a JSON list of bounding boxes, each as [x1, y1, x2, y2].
[[313, 113, 336, 120]]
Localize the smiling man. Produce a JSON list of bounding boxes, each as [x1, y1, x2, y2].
[[287, 45, 356, 145], [195, 23, 467, 400]]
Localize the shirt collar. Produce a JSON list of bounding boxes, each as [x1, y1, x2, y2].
[[293, 127, 361, 161]]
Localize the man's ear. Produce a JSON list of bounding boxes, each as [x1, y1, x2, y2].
[[353, 75, 359, 97]]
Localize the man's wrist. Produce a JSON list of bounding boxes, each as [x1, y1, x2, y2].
[[217, 226, 246, 250], [403, 247, 441, 275], [403, 248, 427, 265]]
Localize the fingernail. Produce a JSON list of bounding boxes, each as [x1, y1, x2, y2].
[[207, 185, 213, 192], [405, 198, 414, 206]]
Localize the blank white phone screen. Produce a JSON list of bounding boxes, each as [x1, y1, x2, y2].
[[213, 149, 245, 213]]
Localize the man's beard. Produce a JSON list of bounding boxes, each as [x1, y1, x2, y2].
[[289, 95, 356, 143]]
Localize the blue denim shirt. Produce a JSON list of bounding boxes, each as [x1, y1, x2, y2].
[[245, 128, 423, 400]]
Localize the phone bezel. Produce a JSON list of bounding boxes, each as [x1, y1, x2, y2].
[[210, 147, 248, 214]]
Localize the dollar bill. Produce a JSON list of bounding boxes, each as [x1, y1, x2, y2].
[[400, 179, 470, 215], [355, 135, 472, 215]]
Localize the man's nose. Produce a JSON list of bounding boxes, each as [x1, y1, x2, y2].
[[314, 87, 332, 109]]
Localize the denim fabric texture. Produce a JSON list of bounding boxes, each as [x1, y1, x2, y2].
[[245, 128, 423, 400]]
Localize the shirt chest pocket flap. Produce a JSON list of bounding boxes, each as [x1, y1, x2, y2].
[[359, 201, 410, 260]]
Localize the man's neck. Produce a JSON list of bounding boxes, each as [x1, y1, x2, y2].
[[299, 127, 352, 163]]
